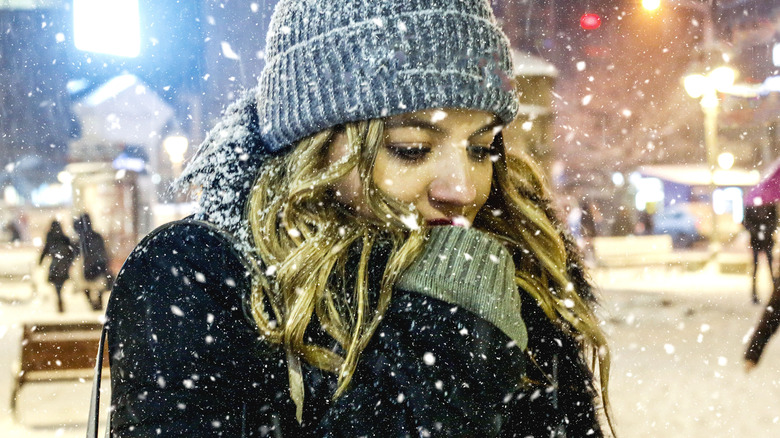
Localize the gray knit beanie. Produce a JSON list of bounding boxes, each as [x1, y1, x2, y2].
[[256, 0, 518, 152]]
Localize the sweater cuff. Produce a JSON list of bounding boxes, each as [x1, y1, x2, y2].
[[396, 225, 527, 351]]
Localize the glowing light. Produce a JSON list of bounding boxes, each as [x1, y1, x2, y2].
[[3, 186, 20, 205], [710, 66, 736, 91], [683, 74, 707, 98], [685, 67, 736, 99], [57, 171, 73, 184], [712, 187, 743, 218], [642, 0, 661, 12], [163, 136, 189, 165], [717, 152, 734, 170], [633, 177, 664, 211], [74, 0, 140, 58], [580, 13, 602, 30]]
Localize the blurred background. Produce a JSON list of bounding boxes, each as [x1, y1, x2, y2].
[[0, 0, 777, 266], [1, 0, 780, 436]]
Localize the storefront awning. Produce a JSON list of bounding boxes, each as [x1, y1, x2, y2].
[[637, 164, 761, 187], [746, 158, 780, 206]]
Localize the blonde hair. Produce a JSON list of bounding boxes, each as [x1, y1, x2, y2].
[[246, 118, 613, 432]]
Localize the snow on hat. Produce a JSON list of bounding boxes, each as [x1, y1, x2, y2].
[[256, 0, 519, 152]]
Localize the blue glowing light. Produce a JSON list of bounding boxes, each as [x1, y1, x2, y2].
[[74, 0, 141, 58]]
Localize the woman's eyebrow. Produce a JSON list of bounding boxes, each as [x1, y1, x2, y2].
[[384, 115, 500, 136], [384, 117, 444, 133], [470, 120, 501, 137]]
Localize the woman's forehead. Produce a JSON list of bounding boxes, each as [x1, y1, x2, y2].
[[384, 108, 499, 130]]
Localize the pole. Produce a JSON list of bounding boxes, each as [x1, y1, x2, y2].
[[674, 0, 716, 50], [172, 160, 183, 180], [702, 91, 720, 261]]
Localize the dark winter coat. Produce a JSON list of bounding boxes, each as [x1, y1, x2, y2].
[[74, 214, 110, 281], [743, 204, 778, 252], [105, 218, 602, 437], [39, 225, 77, 286]]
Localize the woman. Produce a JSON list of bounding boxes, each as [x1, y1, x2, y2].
[[742, 203, 777, 304], [745, 283, 780, 372], [74, 213, 113, 310], [39, 220, 77, 313], [103, 1, 613, 436]]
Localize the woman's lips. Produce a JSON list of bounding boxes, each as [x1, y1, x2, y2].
[[426, 217, 470, 227], [426, 218, 453, 226]]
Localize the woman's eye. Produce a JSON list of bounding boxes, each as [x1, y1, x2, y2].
[[468, 145, 496, 161], [386, 144, 431, 162]]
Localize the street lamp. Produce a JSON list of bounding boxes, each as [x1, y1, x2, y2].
[[642, 0, 661, 12], [640, 0, 716, 46], [163, 135, 189, 178], [684, 65, 736, 260], [717, 152, 734, 171]]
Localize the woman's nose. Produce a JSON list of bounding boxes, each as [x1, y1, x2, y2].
[[428, 160, 478, 212]]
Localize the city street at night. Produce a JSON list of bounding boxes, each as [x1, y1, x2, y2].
[[1, 0, 779, 436]]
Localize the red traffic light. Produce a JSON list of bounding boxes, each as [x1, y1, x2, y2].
[[580, 13, 602, 30]]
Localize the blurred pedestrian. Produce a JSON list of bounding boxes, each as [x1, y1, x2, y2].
[[5, 220, 21, 243], [580, 200, 598, 239], [636, 209, 654, 235], [579, 200, 600, 263], [743, 203, 777, 304], [38, 220, 77, 313], [745, 281, 780, 372], [612, 207, 634, 236], [74, 213, 112, 311], [100, 1, 614, 436]]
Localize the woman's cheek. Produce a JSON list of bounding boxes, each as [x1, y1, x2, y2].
[[375, 169, 425, 204], [332, 168, 367, 210]]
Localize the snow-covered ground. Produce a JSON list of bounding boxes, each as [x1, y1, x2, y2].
[[594, 265, 780, 437], [1, 263, 779, 437], [0, 277, 107, 438]]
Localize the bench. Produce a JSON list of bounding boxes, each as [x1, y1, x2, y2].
[[11, 321, 108, 418], [0, 244, 39, 281], [717, 252, 752, 275], [592, 234, 708, 270]]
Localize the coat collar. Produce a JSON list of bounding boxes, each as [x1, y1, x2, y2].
[[176, 90, 270, 250]]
